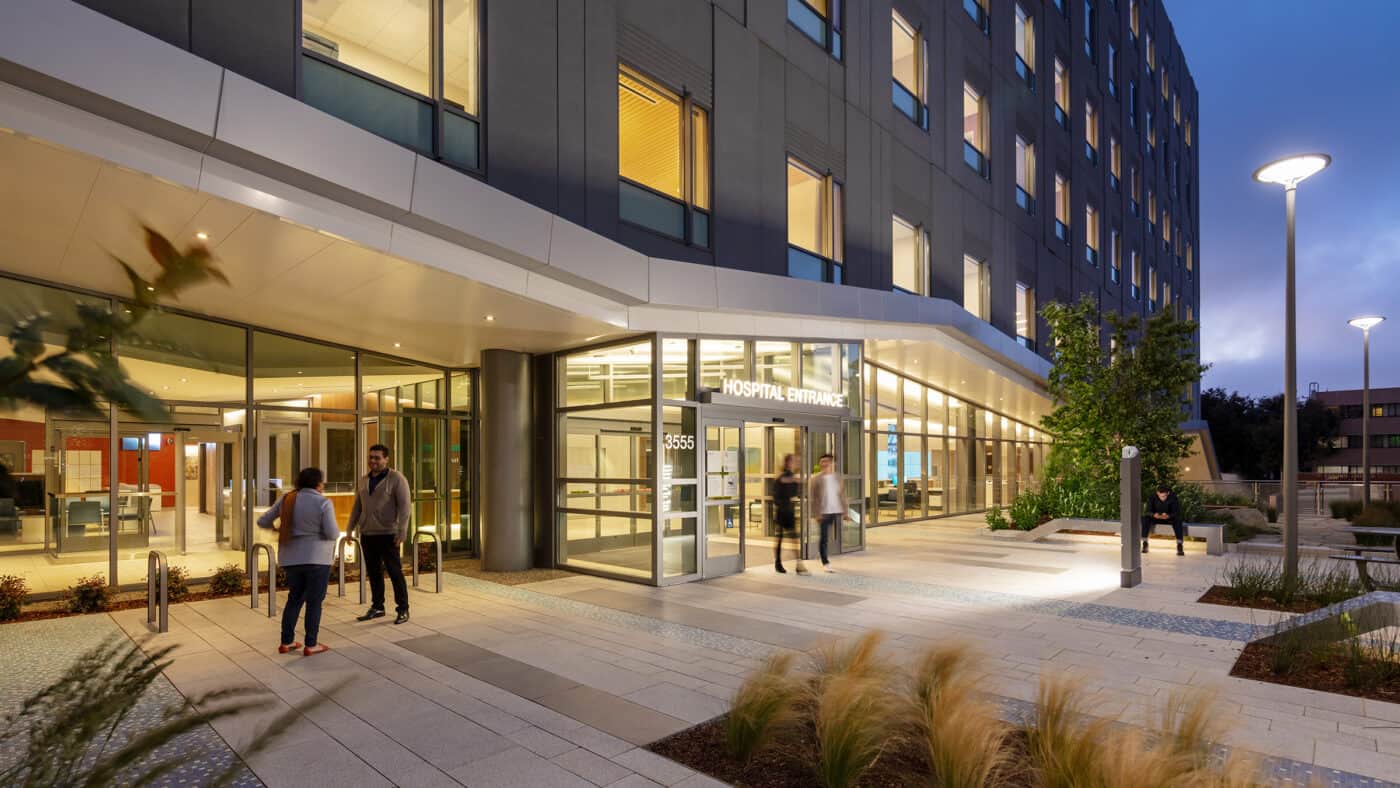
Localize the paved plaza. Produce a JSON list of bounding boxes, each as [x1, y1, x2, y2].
[[7, 516, 1400, 787]]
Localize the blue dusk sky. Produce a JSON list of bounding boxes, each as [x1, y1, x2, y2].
[[1167, 0, 1400, 398]]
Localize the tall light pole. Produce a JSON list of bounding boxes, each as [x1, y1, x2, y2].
[[1253, 153, 1330, 584], [1348, 316, 1385, 504]]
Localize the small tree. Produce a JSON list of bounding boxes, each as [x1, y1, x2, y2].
[[1040, 297, 1207, 506]]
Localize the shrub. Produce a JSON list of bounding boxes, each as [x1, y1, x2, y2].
[[146, 565, 190, 602], [0, 574, 28, 621], [813, 672, 890, 788], [910, 645, 1010, 788], [725, 653, 803, 764], [1265, 506, 1278, 523], [1008, 492, 1042, 531], [208, 563, 247, 595], [1329, 500, 1365, 521], [1355, 503, 1400, 527], [1026, 676, 1115, 788], [416, 542, 438, 572], [64, 574, 113, 614], [984, 506, 1011, 531], [812, 631, 888, 685]]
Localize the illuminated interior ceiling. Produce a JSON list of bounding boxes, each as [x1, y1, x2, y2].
[[864, 338, 1050, 427], [0, 129, 624, 368]]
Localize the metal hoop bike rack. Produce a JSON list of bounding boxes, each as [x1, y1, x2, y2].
[[336, 535, 365, 603], [411, 529, 443, 593], [146, 550, 168, 633], [250, 543, 277, 617]]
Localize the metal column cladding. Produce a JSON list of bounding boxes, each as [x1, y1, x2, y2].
[[480, 349, 534, 571]]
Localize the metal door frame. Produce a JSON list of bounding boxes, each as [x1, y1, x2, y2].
[[699, 417, 745, 578]]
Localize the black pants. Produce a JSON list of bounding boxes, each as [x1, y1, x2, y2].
[[774, 509, 797, 563], [361, 534, 409, 613], [818, 514, 840, 564], [282, 564, 330, 647], [1142, 516, 1185, 542]]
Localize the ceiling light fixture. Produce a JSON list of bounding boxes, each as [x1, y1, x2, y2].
[[485, 315, 495, 322], [195, 231, 209, 241], [394, 342, 401, 348]]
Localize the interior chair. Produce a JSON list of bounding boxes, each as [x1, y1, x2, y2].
[[68, 500, 103, 536]]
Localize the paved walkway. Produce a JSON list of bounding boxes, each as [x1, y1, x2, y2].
[[8, 515, 1400, 786]]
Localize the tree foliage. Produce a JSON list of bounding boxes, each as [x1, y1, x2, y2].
[[1200, 388, 1339, 478], [1040, 296, 1207, 504]]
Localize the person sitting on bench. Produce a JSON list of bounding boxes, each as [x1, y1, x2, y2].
[[1143, 484, 1184, 556]]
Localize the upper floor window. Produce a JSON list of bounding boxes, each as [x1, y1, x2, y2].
[[1110, 228, 1122, 283], [1129, 0, 1140, 40], [1015, 136, 1037, 214], [1146, 33, 1155, 70], [1186, 244, 1194, 277], [1015, 5, 1036, 90], [1162, 209, 1172, 246], [1085, 204, 1100, 265], [618, 67, 711, 248], [1128, 79, 1138, 128], [892, 11, 928, 128], [1016, 282, 1037, 350], [1130, 164, 1141, 214], [1130, 248, 1142, 300], [1107, 43, 1119, 97], [789, 0, 842, 59], [1173, 92, 1181, 126], [1109, 136, 1122, 190], [892, 215, 931, 296], [963, 255, 990, 321], [1161, 67, 1170, 101], [787, 156, 844, 283], [1053, 59, 1069, 129], [1084, 100, 1099, 163], [1146, 109, 1156, 152], [1083, 0, 1096, 61], [301, 0, 480, 170], [1148, 265, 1159, 310], [964, 0, 990, 35], [1185, 116, 1193, 146], [962, 83, 990, 178], [1054, 173, 1070, 245]]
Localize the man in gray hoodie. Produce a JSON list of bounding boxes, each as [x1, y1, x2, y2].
[[349, 443, 413, 624]]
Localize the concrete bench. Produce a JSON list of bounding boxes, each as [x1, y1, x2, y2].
[[1328, 554, 1400, 592], [1009, 518, 1225, 556]]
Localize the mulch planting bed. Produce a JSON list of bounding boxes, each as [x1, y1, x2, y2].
[[1231, 641, 1400, 704], [1196, 585, 1323, 614], [647, 715, 1036, 788], [1, 588, 247, 625]]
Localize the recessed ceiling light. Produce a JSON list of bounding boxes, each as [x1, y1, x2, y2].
[[394, 342, 401, 348], [179, 378, 188, 383], [195, 231, 209, 240], [485, 315, 495, 322], [162, 386, 169, 391], [297, 371, 303, 375], [146, 286, 155, 292]]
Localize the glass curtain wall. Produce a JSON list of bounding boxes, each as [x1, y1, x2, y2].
[[864, 362, 1047, 523], [0, 274, 473, 593]]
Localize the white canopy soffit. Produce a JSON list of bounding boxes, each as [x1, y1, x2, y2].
[[0, 0, 1051, 422]]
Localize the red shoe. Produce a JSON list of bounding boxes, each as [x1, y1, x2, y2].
[[303, 644, 330, 657], [278, 642, 303, 654]]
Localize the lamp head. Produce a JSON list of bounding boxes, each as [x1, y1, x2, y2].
[[1253, 153, 1331, 188], [1349, 316, 1385, 332]]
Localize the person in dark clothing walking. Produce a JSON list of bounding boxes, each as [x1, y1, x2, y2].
[[772, 453, 806, 575], [1143, 484, 1185, 556], [257, 467, 340, 656], [349, 443, 413, 624]]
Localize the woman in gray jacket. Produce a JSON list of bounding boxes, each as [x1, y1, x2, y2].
[[257, 467, 341, 656]]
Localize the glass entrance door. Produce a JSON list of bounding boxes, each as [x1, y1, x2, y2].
[[745, 424, 803, 568], [805, 426, 837, 559], [701, 421, 742, 578]]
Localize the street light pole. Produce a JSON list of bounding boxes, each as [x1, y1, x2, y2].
[[1254, 153, 1330, 585], [1349, 316, 1386, 505]]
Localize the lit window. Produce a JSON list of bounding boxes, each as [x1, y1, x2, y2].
[[790, 0, 843, 57], [1085, 204, 1100, 265], [1148, 190, 1157, 228], [1109, 136, 1121, 189], [1015, 5, 1036, 88], [1173, 92, 1181, 125], [964, 0, 990, 34], [1186, 303, 1193, 322], [963, 255, 989, 320], [892, 215, 931, 296], [1130, 248, 1142, 300], [1015, 135, 1036, 213], [1163, 210, 1172, 244], [1016, 282, 1036, 349], [1084, 100, 1099, 163], [892, 11, 927, 126], [618, 67, 711, 246], [1110, 229, 1122, 283], [1162, 67, 1169, 101], [1146, 33, 1155, 70], [787, 156, 844, 282], [1129, 0, 1139, 39], [1053, 58, 1069, 128], [1054, 173, 1070, 244], [1185, 116, 1193, 146], [1186, 244, 1194, 276], [962, 83, 989, 177], [1147, 110, 1156, 148], [1149, 265, 1159, 309]]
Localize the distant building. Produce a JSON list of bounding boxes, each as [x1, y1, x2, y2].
[[1314, 387, 1400, 479]]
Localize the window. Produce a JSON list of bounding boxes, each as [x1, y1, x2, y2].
[[1083, 0, 1096, 61], [1186, 244, 1194, 278], [892, 216, 931, 295], [1129, 0, 1140, 40], [1162, 209, 1171, 249], [962, 83, 989, 178], [1053, 58, 1069, 129], [1128, 79, 1138, 128], [787, 156, 844, 282], [1109, 136, 1121, 190], [1164, 280, 1172, 314], [1084, 100, 1099, 163], [1110, 229, 1122, 283], [964, 0, 990, 35], [1148, 189, 1157, 235], [1173, 92, 1181, 126], [1146, 33, 1155, 70], [1148, 265, 1158, 310], [1016, 282, 1036, 350], [618, 67, 711, 247], [1130, 165, 1141, 215], [892, 11, 928, 127], [1054, 173, 1070, 244], [963, 255, 989, 320], [1161, 66, 1169, 101], [789, 0, 842, 58], [1186, 303, 1193, 322], [1107, 43, 1119, 97], [1130, 248, 1141, 299], [1085, 205, 1100, 265], [1015, 5, 1036, 90], [1146, 109, 1156, 152], [301, 0, 481, 169], [1015, 136, 1036, 214], [1185, 116, 1193, 146]]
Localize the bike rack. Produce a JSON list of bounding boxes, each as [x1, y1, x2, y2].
[[411, 529, 443, 593], [335, 535, 365, 603], [146, 550, 168, 633], [250, 543, 277, 617]]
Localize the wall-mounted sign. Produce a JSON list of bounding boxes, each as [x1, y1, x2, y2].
[[720, 378, 847, 409]]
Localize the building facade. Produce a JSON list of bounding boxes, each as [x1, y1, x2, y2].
[[0, 0, 1198, 589], [1315, 387, 1400, 479]]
